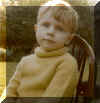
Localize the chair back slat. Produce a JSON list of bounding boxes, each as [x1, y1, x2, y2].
[[79, 55, 86, 83], [70, 35, 95, 98]]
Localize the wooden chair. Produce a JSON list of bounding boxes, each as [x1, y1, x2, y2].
[[70, 35, 95, 103]]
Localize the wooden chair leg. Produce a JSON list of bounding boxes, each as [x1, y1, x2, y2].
[[83, 97, 92, 103], [72, 96, 90, 103], [71, 96, 79, 103]]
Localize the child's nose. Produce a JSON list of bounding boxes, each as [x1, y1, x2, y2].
[[47, 26, 55, 37], [47, 32, 54, 37]]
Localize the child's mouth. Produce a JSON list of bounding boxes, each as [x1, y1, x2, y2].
[[43, 39, 55, 43]]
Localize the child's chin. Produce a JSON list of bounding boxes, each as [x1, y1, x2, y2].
[[43, 48, 54, 51], [43, 46, 61, 52], [42, 46, 55, 51]]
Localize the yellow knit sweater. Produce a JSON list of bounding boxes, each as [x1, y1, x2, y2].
[[7, 47, 79, 97]]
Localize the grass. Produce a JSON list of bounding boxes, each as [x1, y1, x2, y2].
[[0, 61, 17, 96], [6, 62, 18, 84], [0, 62, 6, 96]]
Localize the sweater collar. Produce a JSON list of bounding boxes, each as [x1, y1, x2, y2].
[[35, 47, 69, 57]]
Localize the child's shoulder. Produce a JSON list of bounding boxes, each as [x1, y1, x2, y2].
[[64, 52, 78, 67], [20, 54, 35, 64]]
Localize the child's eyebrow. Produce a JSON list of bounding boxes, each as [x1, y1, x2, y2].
[[55, 23, 64, 30], [42, 21, 49, 24], [41, 21, 50, 27], [42, 21, 49, 25], [55, 25, 64, 31]]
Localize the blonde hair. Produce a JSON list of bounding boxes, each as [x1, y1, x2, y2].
[[37, 0, 79, 33]]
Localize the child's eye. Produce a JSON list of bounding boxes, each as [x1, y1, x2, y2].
[[55, 26, 64, 32], [42, 22, 50, 27]]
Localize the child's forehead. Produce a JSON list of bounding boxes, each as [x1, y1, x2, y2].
[[39, 15, 59, 23], [38, 14, 70, 31], [38, 10, 65, 25]]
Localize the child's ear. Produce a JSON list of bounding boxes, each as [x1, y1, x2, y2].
[[70, 33, 75, 40], [68, 33, 75, 41], [65, 33, 75, 46], [34, 24, 37, 32]]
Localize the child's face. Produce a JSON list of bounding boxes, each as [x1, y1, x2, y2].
[[36, 15, 72, 51]]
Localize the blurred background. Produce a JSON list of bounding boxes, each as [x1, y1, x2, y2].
[[0, 0, 98, 61], [0, 0, 99, 102]]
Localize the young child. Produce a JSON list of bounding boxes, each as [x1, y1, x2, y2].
[[7, 0, 79, 97]]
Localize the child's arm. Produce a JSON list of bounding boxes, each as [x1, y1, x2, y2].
[[42, 58, 79, 97], [6, 58, 24, 97]]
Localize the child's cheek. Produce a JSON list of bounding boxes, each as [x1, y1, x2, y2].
[[39, 27, 47, 35]]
